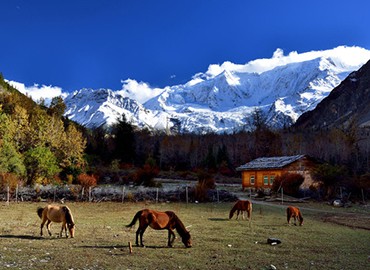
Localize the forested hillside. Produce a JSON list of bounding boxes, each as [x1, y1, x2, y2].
[[0, 74, 86, 188], [1, 72, 368, 201]]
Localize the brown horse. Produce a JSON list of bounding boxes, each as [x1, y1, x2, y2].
[[37, 205, 75, 238], [229, 200, 252, 220], [126, 209, 192, 248], [286, 206, 304, 226]]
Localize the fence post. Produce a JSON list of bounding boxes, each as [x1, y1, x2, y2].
[[89, 186, 92, 202], [281, 188, 284, 204], [122, 186, 125, 203], [217, 188, 219, 203], [16, 184, 18, 203], [156, 188, 159, 203], [186, 186, 188, 204], [362, 188, 365, 204], [6, 185, 10, 205]]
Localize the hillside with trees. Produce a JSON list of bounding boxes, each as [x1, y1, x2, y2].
[[0, 74, 86, 188], [0, 70, 369, 201]]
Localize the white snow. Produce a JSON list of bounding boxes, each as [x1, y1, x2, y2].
[[59, 46, 370, 133]]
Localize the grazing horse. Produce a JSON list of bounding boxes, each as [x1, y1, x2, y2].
[[286, 206, 304, 226], [126, 209, 192, 248], [229, 200, 252, 220], [37, 205, 75, 238]]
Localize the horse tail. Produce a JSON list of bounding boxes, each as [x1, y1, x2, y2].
[[37, 207, 44, 219], [62, 206, 74, 225], [126, 210, 143, 228]]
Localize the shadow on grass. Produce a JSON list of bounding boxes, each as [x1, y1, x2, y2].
[[0, 234, 43, 240], [208, 218, 229, 221], [80, 244, 179, 249]]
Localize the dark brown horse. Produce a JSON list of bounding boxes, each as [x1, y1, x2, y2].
[[229, 200, 252, 220], [286, 206, 304, 226], [126, 209, 192, 248], [37, 205, 75, 238]]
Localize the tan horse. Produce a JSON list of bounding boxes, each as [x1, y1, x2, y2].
[[126, 209, 192, 248], [229, 200, 252, 220], [286, 206, 304, 226], [37, 205, 75, 238]]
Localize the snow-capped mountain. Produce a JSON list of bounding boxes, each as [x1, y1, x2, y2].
[[63, 46, 370, 133]]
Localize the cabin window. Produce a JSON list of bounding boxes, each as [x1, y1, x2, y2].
[[263, 176, 269, 185], [270, 176, 275, 185], [250, 175, 255, 185]]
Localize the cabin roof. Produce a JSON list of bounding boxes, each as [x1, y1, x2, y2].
[[236, 155, 306, 171]]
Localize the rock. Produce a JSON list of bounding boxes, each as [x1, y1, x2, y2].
[[267, 238, 281, 245]]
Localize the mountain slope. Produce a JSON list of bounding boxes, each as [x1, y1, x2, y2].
[[63, 46, 370, 133], [294, 60, 370, 130]]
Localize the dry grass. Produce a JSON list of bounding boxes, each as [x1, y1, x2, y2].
[[0, 201, 369, 269]]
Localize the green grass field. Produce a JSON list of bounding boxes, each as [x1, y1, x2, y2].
[[0, 201, 369, 270]]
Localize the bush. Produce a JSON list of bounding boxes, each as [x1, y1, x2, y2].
[[77, 173, 97, 189], [194, 170, 215, 202], [272, 173, 304, 197], [134, 157, 160, 187]]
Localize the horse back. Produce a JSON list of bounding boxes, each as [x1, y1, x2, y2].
[[147, 210, 171, 230]]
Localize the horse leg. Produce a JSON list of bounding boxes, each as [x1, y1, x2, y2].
[[236, 210, 240, 220], [136, 225, 148, 247], [167, 229, 176, 247], [40, 219, 46, 236], [46, 220, 52, 236], [60, 221, 67, 238], [242, 211, 245, 220]]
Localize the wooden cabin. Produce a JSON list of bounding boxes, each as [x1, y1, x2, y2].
[[236, 155, 318, 190]]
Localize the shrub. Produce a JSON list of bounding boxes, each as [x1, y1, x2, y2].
[[134, 157, 160, 187], [272, 173, 304, 197], [77, 173, 97, 189], [194, 170, 215, 202]]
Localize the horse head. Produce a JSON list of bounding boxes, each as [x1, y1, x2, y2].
[[181, 230, 192, 248], [68, 223, 75, 238]]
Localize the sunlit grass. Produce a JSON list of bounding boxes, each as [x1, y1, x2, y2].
[[0, 201, 368, 269]]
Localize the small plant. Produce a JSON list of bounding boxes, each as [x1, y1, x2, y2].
[[194, 170, 215, 202], [77, 173, 97, 189], [272, 173, 304, 197], [134, 157, 160, 187]]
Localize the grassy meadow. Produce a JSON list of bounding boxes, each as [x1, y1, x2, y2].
[[0, 201, 369, 270]]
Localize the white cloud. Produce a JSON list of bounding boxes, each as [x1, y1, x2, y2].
[[202, 45, 370, 77], [118, 79, 164, 104], [6, 80, 66, 103]]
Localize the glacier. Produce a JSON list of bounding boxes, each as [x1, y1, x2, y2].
[[63, 45, 370, 133]]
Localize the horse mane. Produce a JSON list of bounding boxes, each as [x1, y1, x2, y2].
[[229, 203, 239, 219], [298, 209, 304, 223], [62, 206, 74, 225], [167, 211, 189, 239]]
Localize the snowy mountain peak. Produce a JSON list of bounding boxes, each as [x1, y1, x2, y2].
[[63, 46, 370, 133]]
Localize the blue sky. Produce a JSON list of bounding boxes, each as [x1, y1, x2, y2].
[[1, 0, 370, 95]]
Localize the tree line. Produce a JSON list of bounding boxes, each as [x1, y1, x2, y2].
[[0, 74, 369, 199]]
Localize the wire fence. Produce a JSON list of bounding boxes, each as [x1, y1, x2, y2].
[[0, 183, 239, 204]]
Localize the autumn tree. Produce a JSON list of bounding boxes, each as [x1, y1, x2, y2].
[[24, 146, 60, 185]]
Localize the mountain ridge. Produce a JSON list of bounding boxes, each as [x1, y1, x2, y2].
[[61, 46, 370, 133]]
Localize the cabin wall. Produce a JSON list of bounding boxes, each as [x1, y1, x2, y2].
[[241, 157, 318, 189]]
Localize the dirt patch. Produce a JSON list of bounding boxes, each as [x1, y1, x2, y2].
[[321, 213, 370, 230]]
